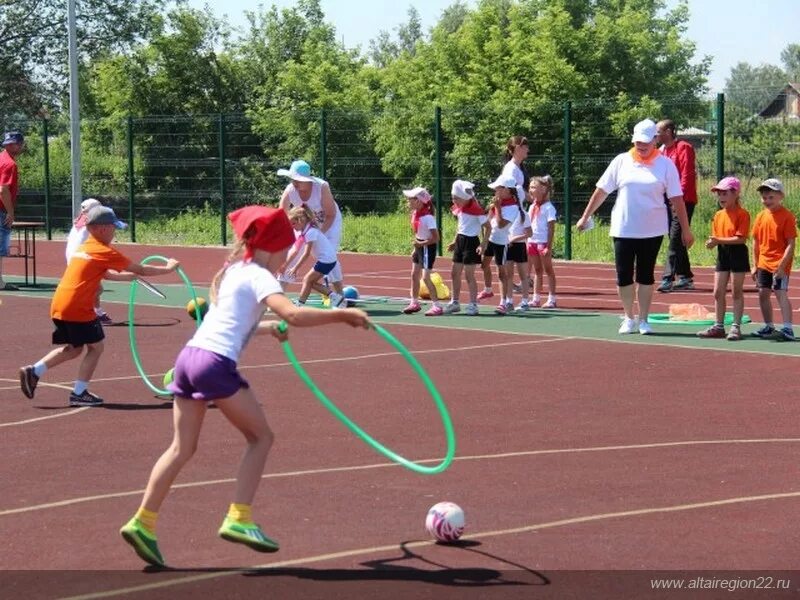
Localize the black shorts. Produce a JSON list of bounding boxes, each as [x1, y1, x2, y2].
[[613, 236, 664, 286], [506, 241, 528, 264], [412, 243, 437, 270], [452, 234, 481, 265], [716, 245, 750, 273], [52, 318, 105, 346], [483, 241, 508, 266], [756, 269, 790, 291]]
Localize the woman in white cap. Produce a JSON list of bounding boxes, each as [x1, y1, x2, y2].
[[577, 119, 694, 335], [65, 198, 112, 324], [277, 160, 345, 295]]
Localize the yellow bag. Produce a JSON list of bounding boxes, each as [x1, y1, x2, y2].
[[420, 272, 450, 300]]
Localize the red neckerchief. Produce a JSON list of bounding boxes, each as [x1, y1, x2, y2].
[[451, 198, 485, 216], [73, 214, 88, 228], [411, 203, 434, 233]]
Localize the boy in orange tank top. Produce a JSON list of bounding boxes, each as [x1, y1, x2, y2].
[[750, 178, 796, 341]]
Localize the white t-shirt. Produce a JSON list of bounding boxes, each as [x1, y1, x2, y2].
[[596, 152, 682, 238], [415, 214, 438, 242], [187, 262, 283, 362], [501, 160, 527, 204], [508, 208, 532, 241], [303, 226, 337, 263], [488, 204, 520, 245], [528, 202, 558, 244], [457, 212, 488, 237], [65, 225, 89, 263], [283, 180, 343, 241]]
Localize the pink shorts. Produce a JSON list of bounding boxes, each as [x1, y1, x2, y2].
[[527, 242, 549, 257]]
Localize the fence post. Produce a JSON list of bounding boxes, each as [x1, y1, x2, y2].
[[716, 93, 725, 181], [218, 113, 227, 246], [319, 108, 327, 180], [563, 101, 572, 260], [126, 116, 136, 243], [434, 106, 443, 256], [42, 118, 52, 240]]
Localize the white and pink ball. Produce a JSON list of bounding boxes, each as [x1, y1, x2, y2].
[[425, 501, 465, 542]]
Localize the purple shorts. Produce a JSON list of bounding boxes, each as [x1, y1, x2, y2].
[[168, 346, 249, 401]]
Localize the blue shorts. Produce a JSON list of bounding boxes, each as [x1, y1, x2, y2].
[[168, 346, 249, 401], [0, 212, 11, 257], [314, 260, 337, 275]]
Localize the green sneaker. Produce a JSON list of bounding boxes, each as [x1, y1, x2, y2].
[[218, 517, 280, 553], [120, 517, 165, 567]]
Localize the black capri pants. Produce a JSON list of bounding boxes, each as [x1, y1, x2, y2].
[[613, 236, 664, 287]]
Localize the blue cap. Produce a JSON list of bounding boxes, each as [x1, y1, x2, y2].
[[2, 131, 24, 146], [86, 206, 127, 229]]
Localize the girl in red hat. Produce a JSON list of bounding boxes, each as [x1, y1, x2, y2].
[[120, 206, 369, 567]]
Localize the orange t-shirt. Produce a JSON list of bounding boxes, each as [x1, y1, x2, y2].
[[711, 205, 750, 239], [50, 237, 130, 322], [751, 206, 797, 274]]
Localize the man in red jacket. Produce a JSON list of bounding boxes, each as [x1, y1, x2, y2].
[[0, 131, 25, 291], [656, 120, 697, 292]]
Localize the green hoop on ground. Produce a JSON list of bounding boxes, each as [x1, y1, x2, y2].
[[648, 313, 752, 326], [128, 255, 201, 396], [278, 321, 456, 474]]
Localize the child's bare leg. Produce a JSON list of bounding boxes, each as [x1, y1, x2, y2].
[[450, 263, 464, 303], [531, 255, 544, 299], [498, 261, 511, 301], [516, 262, 531, 298], [542, 255, 557, 296], [36, 344, 83, 371], [140, 398, 208, 512], [713, 272, 729, 324], [422, 269, 439, 303], [410, 264, 422, 299], [731, 273, 746, 325], [481, 255, 492, 290], [76, 341, 104, 382], [758, 288, 774, 324], [299, 272, 323, 303], [464, 264, 478, 303], [216, 387, 274, 505], [775, 289, 793, 326]]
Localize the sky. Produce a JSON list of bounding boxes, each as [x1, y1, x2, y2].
[[187, 0, 800, 92]]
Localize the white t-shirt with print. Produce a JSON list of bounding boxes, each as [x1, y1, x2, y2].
[[415, 214, 438, 242], [303, 227, 337, 263], [187, 261, 283, 362], [457, 212, 488, 237], [508, 208, 532, 241], [528, 202, 558, 244], [596, 152, 682, 238], [488, 204, 521, 245]]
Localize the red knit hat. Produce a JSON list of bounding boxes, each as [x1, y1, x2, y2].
[[228, 206, 295, 260]]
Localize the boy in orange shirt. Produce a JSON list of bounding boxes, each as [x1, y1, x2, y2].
[[19, 206, 180, 406], [750, 178, 796, 341], [697, 177, 751, 341]]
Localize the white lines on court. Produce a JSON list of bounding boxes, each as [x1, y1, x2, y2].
[[0, 336, 569, 399], [0, 379, 87, 427], [58, 486, 800, 599], [5, 437, 800, 518]]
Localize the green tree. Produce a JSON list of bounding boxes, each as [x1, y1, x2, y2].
[[724, 62, 787, 115], [0, 0, 168, 117]]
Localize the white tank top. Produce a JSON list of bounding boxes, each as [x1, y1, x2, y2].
[[283, 180, 342, 230]]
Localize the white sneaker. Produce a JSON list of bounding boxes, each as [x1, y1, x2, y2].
[[328, 292, 346, 308], [618, 317, 638, 334], [443, 302, 461, 314], [638, 320, 653, 335], [465, 303, 479, 316], [514, 301, 530, 312]]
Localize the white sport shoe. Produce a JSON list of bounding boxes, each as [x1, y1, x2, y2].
[[618, 317, 638, 334], [443, 302, 461, 314], [638, 320, 653, 335], [328, 292, 346, 308], [465, 303, 479, 316]]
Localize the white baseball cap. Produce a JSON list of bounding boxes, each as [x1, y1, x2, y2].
[[80, 198, 101, 212], [757, 178, 784, 193], [631, 119, 657, 143], [488, 175, 518, 189], [451, 180, 475, 200], [402, 187, 432, 202]]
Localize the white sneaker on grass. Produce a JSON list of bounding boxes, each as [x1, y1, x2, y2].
[[443, 302, 461, 314], [638, 320, 653, 335], [465, 303, 479, 316]]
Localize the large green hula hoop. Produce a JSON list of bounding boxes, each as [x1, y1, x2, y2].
[[278, 321, 456, 474], [128, 255, 200, 396]]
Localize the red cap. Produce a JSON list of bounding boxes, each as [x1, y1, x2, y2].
[[228, 206, 295, 260]]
